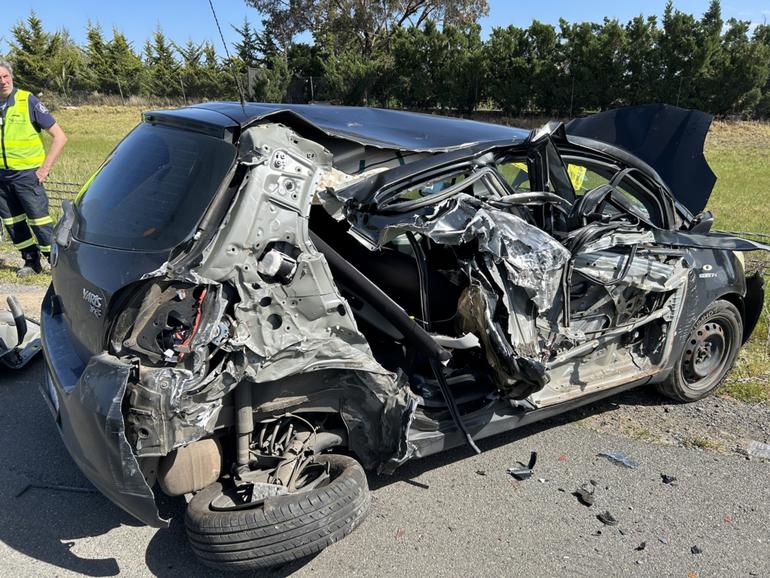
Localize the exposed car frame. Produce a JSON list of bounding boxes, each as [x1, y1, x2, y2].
[[40, 103, 768, 571]]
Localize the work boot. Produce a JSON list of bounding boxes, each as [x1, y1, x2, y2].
[[16, 253, 43, 278]]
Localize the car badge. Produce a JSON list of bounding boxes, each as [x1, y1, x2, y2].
[[82, 288, 104, 318]]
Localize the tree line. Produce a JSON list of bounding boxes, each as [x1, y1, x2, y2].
[[3, 1, 770, 118]]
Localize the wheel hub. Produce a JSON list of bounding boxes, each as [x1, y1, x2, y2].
[[683, 321, 725, 382]]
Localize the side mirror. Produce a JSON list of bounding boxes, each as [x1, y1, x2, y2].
[[689, 210, 714, 234]]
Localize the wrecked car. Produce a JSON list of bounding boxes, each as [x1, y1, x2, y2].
[[40, 103, 768, 571]]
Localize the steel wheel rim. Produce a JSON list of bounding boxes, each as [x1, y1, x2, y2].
[[682, 318, 731, 390]]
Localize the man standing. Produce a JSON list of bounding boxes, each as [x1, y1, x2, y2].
[[0, 59, 67, 277]]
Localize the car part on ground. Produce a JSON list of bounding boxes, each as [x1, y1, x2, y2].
[[39, 103, 770, 571], [0, 295, 41, 369]]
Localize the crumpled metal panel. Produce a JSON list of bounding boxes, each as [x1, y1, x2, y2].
[[573, 250, 688, 292], [345, 193, 571, 314], [130, 123, 418, 468]]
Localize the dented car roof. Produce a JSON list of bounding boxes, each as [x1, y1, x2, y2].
[[146, 102, 530, 152]]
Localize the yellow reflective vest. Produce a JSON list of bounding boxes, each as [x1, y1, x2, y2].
[[1, 90, 46, 170]]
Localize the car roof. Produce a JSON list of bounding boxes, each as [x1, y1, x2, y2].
[[147, 102, 530, 153]]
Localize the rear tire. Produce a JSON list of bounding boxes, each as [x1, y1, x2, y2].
[[657, 300, 742, 402], [185, 454, 370, 572]]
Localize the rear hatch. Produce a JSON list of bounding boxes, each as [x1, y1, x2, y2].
[[50, 120, 237, 362]]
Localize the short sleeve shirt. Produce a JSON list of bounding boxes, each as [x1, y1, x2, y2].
[[0, 89, 56, 130]]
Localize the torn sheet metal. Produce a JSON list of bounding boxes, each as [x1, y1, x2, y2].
[[653, 230, 770, 253], [573, 250, 688, 292], [128, 122, 418, 468], [344, 193, 571, 314], [247, 368, 416, 471]]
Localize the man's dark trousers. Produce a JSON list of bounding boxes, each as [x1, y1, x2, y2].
[[0, 169, 53, 260]]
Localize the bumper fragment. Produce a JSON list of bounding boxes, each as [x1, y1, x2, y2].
[[41, 293, 167, 527]]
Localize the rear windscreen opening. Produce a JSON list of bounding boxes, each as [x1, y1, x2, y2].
[[74, 123, 236, 251]]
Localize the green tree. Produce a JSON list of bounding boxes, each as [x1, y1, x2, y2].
[[232, 17, 263, 67], [702, 19, 770, 115], [176, 39, 205, 101], [246, 0, 489, 58], [320, 45, 386, 105], [142, 26, 181, 98], [82, 21, 109, 92], [48, 29, 85, 97], [250, 54, 291, 102], [439, 24, 485, 112], [754, 24, 770, 118], [7, 11, 60, 94], [657, 0, 722, 107], [559, 20, 601, 113], [391, 21, 446, 108], [485, 25, 530, 114], [526, 21, 563, 114], [624, 15, 660, 105], [593, 19, 626, 110], [107, 29, 143, 97]]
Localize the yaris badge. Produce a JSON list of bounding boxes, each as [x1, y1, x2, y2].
[[82, 288, 103, 318]]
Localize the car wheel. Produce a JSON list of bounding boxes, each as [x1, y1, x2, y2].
[[185, 454, 370, 572], [657, 300, 743, 402]]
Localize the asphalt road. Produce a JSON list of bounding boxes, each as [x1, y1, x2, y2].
[[2, 358, 769, 577]]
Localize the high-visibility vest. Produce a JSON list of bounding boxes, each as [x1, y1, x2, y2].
[[1, 90, 46, 170]]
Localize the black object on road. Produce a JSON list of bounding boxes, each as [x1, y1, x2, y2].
[[574, 483, 595, 507], [597, 511, 619, 526]]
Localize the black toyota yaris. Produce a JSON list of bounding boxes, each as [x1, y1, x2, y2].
[[41, 103, 767, 571]]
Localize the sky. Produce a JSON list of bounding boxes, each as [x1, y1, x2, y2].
[[1, 0, 769, 56]]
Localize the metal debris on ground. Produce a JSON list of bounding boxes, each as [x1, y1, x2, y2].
[[746, 440, 770, 460], [507, 451, 537, 481], [659, 537, 669, 544], [661, 474, 678, 485], [597, 511, 619, 526], [475, 470, 487, 476], [598, 451, 640, 469], [691, 545, 703, 555], [574, 483, 595, 507]]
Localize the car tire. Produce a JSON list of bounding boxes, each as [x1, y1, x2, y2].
[[185, 454, 370, 572], [657, 299, 743, 402]]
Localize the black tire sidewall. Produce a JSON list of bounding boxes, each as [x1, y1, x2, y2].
[[671, 300, 743, 401], [185, 453, 370, 571]]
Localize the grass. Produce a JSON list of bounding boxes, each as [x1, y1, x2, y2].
[[684, 436, 726, 452], [705, 121, 770, 402], [1, 107, 769, 400]]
